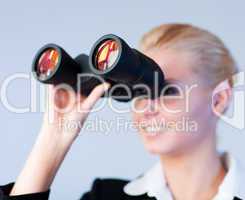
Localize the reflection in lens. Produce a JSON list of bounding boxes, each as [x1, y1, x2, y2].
[[95, 39, 119, 71], [37, 48, 59, 80]]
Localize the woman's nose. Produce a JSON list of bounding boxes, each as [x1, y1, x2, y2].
[[143, 99, 160, 119]]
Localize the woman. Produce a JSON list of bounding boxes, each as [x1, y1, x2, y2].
[[0, 23, 244, 200]]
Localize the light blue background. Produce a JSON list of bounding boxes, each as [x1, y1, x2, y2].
[[0, 1, 244, 199]]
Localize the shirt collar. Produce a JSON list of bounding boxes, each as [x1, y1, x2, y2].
[[123, 161, 171, 199], [123, 152, 245, 200]]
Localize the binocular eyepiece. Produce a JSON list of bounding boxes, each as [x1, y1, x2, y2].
[[32, 34, 166, 102]]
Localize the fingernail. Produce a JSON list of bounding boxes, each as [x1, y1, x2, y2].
[[103, 82, 111, 91]]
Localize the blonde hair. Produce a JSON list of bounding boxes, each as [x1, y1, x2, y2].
[[139, 23, 239, 88]]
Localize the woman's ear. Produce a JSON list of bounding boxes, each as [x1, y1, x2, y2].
[[212, 80, 232, 116]]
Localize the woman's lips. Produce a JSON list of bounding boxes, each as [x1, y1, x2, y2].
[[140, 123, 166, 136], [139, 118, 176, 136]]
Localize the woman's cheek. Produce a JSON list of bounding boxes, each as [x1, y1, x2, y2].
[[159, 96, 186, 112], [131, 112, 143, 132], [159, 99, 187, 122]]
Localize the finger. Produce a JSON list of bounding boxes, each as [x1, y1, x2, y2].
[[80, 82, 110, 112], [46, 84, 72, 113], [54, 88, 70, 109]]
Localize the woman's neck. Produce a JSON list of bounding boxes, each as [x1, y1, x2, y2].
[[159, 135, 227, 200]]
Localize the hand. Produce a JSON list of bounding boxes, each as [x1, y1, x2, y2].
[[41, 83, 110, 145], [10, 82, 110, 195]]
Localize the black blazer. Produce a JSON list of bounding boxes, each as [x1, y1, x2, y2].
[[0, 178, 242, 200]]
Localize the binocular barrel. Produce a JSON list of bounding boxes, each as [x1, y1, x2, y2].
[[89, 34, 165, 99], [32, 44, 101, 96], [32, 35, 166, 102]]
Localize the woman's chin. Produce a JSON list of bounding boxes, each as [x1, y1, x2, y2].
[[140, 130, 181, 155]]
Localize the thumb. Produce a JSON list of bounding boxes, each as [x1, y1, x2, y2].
[[79, 82, 111, 112]]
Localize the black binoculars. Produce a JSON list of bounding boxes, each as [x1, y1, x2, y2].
[[32, 34, 166, 102]]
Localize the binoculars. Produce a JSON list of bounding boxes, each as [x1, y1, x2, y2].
[[32, 34, 166, 102]]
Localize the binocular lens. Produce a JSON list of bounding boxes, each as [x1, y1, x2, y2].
[[94, 39, 119, 71], [37, 48, 60, 80]]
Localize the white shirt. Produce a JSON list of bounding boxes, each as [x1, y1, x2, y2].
[[123, 152, 245, 200]]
